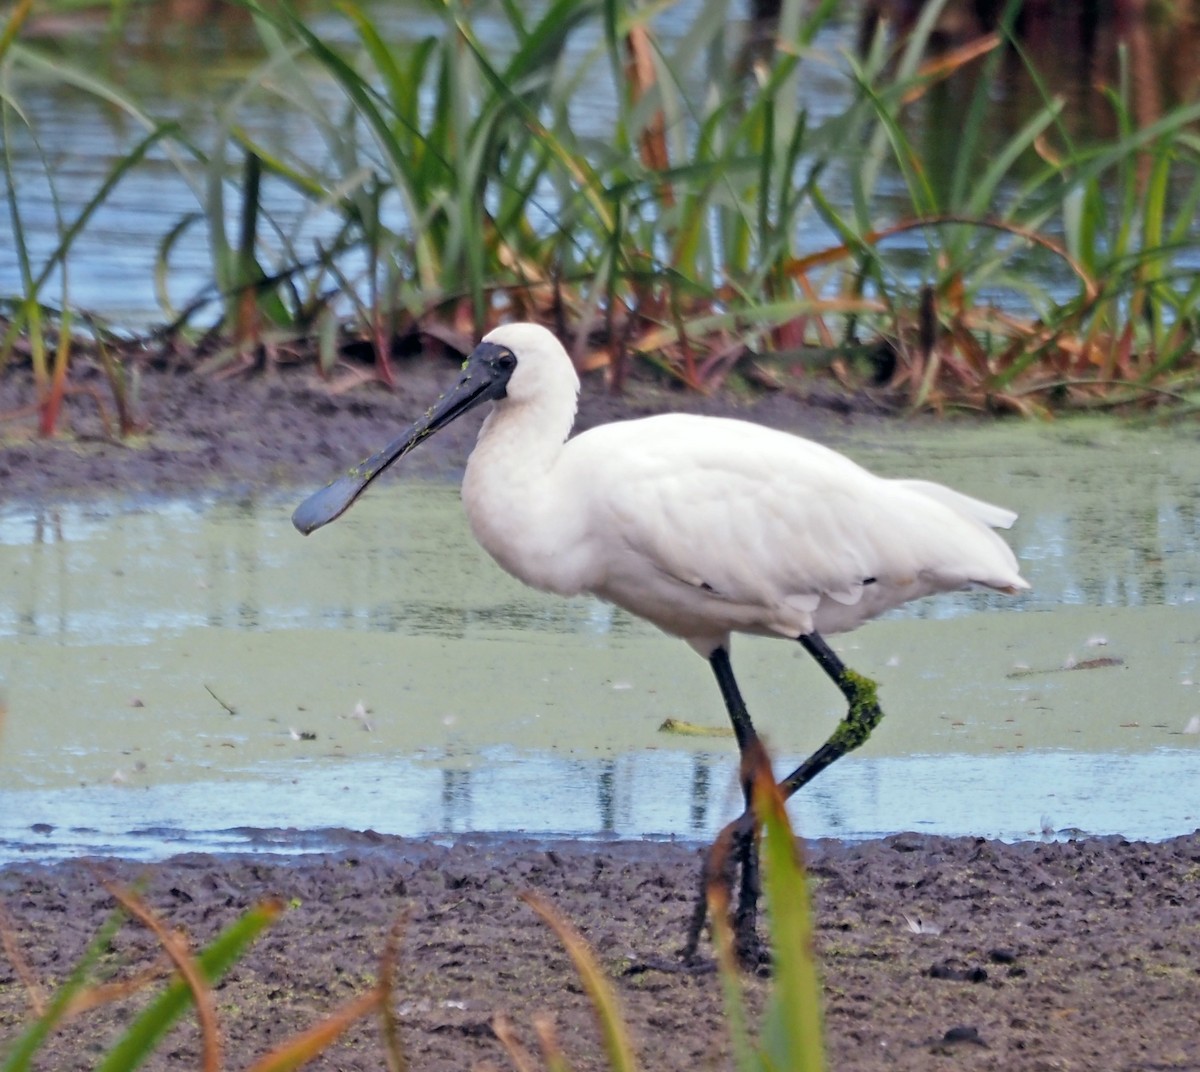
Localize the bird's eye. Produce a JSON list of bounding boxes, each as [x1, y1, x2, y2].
[[495, 350, 517, 371]]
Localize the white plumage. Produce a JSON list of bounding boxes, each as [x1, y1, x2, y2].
[[293, 320, 1029, 962], [460, 323, 1026, 655]]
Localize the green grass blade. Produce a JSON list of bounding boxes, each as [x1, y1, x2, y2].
[[964, 101, 1063, 217], [522, 891, 639, 1072], [708, 877, 761, 1072], [0, 0, 33, 61], [31, 122, 180, 295], [1, 87, 45, 386], [756, 764, 825, 1072], [2, 911, 125, 1072], [95, 899, 282, 1072]]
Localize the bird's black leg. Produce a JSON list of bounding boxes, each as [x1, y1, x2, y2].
[[779, 631, 884, 799], [683, 646, 766, 966], [684, 633, 885, 967]]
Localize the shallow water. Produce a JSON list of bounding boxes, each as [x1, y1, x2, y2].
[[1, 419, 1198, 863]]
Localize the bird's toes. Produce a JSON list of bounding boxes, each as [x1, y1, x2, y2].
[[735, 937, 772, 975], [623, 953, 715, 976], [733, 919, 771, 973]]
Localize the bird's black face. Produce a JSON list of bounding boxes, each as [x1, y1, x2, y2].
[[291, 340, 518, 535], [471, 341, 517, 398]]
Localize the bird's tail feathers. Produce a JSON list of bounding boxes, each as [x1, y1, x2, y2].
[[896, 479, 1018, 530]]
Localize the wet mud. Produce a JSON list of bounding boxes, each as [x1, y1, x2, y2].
[[0, 353, 865, 503], [2, 834, 1199, 1071]]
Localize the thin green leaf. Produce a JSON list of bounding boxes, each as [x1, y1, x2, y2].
[[95, 899, 282, 1072]]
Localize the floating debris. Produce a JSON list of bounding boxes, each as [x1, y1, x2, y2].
[[345, 700, 374, 732], [1007, 656, 1124, 678], [657, 718, 734, 738], [204, 683, 237, 715]]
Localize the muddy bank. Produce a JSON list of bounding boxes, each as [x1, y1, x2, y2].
[[2, 833, 1199, 1071], [0, 354, 873, 504]]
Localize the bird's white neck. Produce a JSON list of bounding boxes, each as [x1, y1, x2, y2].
[[459, 391, 584, 595], [475, 388, 577, 471]]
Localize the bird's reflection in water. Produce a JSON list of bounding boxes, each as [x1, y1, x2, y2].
[[596, 759, 616, 832], [441, 767, 473, 832], [689, 756, 712, 834]]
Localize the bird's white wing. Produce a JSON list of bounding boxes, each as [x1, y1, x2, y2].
[[568, 415, 894, 597], [894, 479, 1018, 529], [565, 414, 1024, 638]]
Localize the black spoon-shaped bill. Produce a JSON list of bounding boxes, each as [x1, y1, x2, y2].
[[291, 434, 413, 535], [291, 341, 516, 535]]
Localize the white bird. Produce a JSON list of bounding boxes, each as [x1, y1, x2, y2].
[[293, 322, 1029, 962]]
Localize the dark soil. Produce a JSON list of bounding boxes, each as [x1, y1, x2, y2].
[[2, 835, 1199, 1071], [2, 355, 1199, 1070], [0, 349, 869, 503]]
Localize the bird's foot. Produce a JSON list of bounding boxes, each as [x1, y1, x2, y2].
[[627, 954, 716, 976], [734, 933, 771, 973], [681, 885, 710, 964], [682, 809, 765, 969], [731, 817, 770, 971]]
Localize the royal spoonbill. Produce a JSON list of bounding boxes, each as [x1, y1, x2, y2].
[[293, 322, 1028, 962]]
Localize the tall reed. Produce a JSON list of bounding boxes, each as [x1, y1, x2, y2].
[[1, 3, 187, 434], [5, 0, 1200, 413]]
